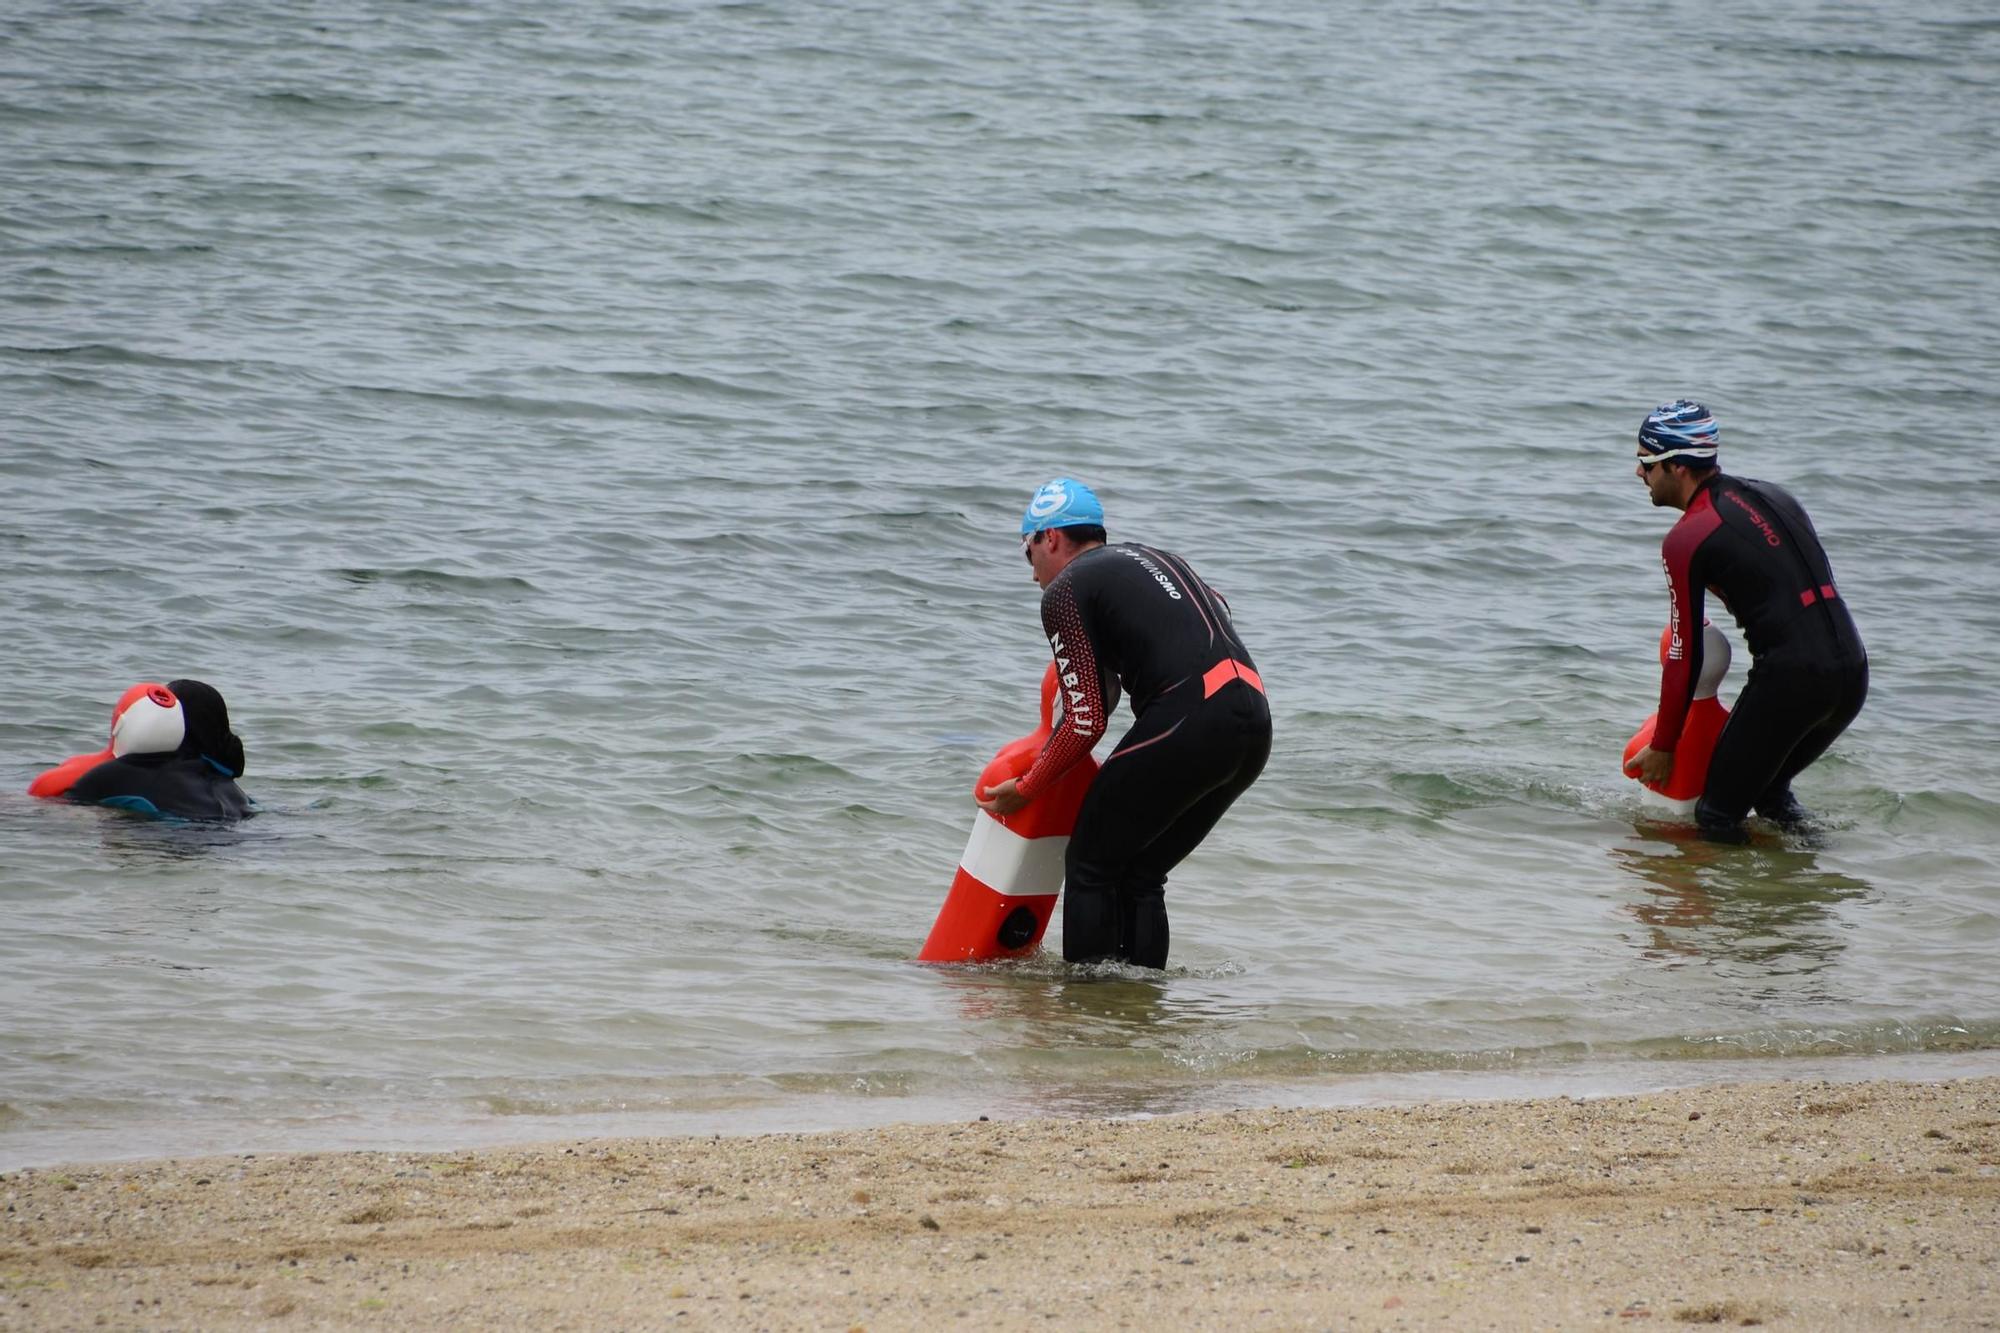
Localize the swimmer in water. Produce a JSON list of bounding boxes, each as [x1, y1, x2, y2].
[[1625, 400, 1867, 838], [977, 478, 1271, 969], [65, 679, 255, 820]]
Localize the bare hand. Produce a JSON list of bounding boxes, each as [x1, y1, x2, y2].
[[1627, 745, 1675, 785], [976, 777, 1030, 817]]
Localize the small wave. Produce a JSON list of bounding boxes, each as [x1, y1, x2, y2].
[[334, 567, 539, 595], [251, 89, 406, 112], [567, 193, 727, 224], [341, 382, 648, 420], [1883, 788, 2000, 823], [478, 1090, 681, 1117], [33, 241, 215, 256], [1635, 1018, 2000, 1061], [707, 751, 860, 788], [2, 341, 233, 369], [1759, 43, 1944, 65], [596, 368, 789, 400]]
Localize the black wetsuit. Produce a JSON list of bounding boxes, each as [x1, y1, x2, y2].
[[68, 753, 253, 820], [67, 678, 254, 821], [1015, 543, 1271, 968], [1655, 474, 1867, 831]]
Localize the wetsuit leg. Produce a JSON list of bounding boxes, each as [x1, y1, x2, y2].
[[1697, 662, 1865, 835], [1118, 730, 1271, 966], [1751, 660, 1868, 822], [1063, 690, 1271, 969]]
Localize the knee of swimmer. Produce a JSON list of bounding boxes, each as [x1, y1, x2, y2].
[[1694, 801, 1748, 841], [1694, 795, 1738, 824]]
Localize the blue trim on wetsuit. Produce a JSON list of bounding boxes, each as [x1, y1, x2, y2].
[[98, 794, 164, 816]]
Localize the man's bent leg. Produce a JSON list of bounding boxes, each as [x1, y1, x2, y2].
[[1065, 699, 1270, 967], [1751, 662, 1868, 823], [1698, 671, 1802, 834], [1061, 735, 1186, 965], [1116, 750, 1266, 968], [1063, 751, 1197, 966], [1699, 666, 1837, 836]]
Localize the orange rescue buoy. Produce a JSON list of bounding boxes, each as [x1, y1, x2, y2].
[[27, 682, 185, 799], [918, 662, 1099, 962], [1623, 622, 1731, 819]]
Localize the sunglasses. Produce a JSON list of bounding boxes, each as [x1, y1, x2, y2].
[[1021, 530, 1045, 562], [1637, 446, 1717, 470]]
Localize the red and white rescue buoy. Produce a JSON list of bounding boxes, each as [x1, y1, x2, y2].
[[1622, 621, 1731, 819], [27, 682, 185, 799], [918, 662, 1098, 963]]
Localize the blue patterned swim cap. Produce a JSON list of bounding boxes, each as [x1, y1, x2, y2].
[[1637, 400, 1720, 466], [1020, 477, 1105, 535]]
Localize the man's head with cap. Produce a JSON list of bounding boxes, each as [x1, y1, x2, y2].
[[1635, 399, 1719, 510], [1637, 400, 1719, 467], [1019, 477, 1107, 587], [1020, 477, 1104, 535], [167, 679, 246, 778]]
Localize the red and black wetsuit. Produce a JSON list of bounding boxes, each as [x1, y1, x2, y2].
[[1018, 542, 1271, 968], [1655, 473, 1867, 829]]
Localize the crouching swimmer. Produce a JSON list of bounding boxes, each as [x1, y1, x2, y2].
[[1626, 401, 1867, 839], [977, 478, 1272, 970], [61, 679, 255, 821]]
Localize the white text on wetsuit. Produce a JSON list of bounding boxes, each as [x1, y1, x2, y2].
[[1119, 547, 1183, 600], [1660, 555, 1683, 661], [1048, 633, 1096, 733]]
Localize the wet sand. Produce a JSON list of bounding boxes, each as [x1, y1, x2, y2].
[[3, 1076, 1995, 1330]]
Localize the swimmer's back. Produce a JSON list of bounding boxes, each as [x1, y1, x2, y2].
[[68, 753, 254, 821]]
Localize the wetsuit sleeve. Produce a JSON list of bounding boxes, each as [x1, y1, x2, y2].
[[1653, 524, 1708, 753], [1014, 577, 1109, 801]]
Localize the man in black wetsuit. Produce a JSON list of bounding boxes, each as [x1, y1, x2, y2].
[[977, 478, 1272, 968], [1625, 401, 1867, 837], [68, 679, 255, 820]]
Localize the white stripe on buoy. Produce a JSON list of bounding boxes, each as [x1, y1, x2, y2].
[[959, 813, 1069, 898]]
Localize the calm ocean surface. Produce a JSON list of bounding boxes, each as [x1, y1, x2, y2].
[[3, 1, 1998, 1169]]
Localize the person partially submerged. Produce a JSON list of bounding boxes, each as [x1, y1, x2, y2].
[[65, 678, 255, 820]]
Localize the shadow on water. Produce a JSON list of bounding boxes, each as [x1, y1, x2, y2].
[[920, 961, 1266, 1118], [933, 965, 1179, 1035], [91, 809, 266, 863], [1611, 823, 1874, 976]]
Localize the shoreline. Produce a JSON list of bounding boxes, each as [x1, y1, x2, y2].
[[4, 1075, 1995, 1329], [8, 1047, 2000, 1175]]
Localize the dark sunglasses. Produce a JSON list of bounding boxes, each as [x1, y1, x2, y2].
[[1022, 530, 1045, 562]]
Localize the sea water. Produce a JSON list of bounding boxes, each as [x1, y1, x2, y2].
[[3, 0, 1998, 1168]]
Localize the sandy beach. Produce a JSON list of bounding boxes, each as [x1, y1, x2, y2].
[[3, 1076, 1995, 1330]]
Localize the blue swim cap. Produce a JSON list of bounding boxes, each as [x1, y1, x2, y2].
[[1020, 477, 1105, 536], [1637, 400, 1719, 466]]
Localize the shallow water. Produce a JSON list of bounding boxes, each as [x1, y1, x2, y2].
[[3, 0, 1998, 1168]]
